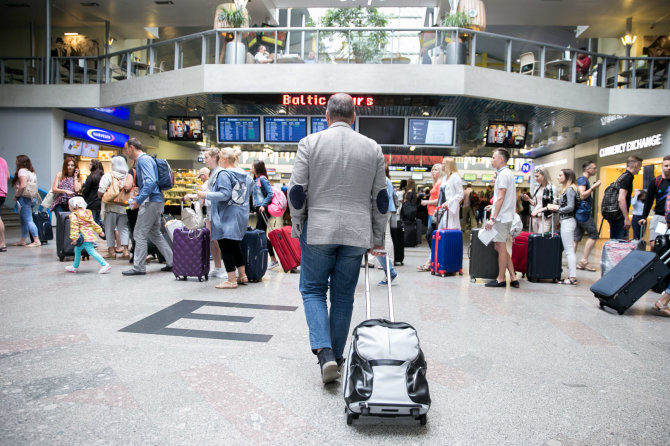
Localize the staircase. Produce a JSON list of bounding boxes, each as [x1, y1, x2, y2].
[[1, 205, 21, 228]]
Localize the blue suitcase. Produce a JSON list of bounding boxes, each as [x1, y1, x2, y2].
[[241, 228, 268, 282], [430, 229, 463, 277]]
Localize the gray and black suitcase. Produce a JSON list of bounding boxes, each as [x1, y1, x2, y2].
[[343, 253, 430, 426], [56, 211, 75, 261], [590, 250, 670, 315], [469, 228, 498, 282]]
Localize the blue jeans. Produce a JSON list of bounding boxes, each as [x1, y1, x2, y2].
[[376, 254, 397, 279], [631, 215, 644, 240], [18, 196, 38, 239], [609, 217, 628, 240], [299, 220, 367, 359], [73, 242, 107, 268]]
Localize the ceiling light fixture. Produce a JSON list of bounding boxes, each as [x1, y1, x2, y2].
[[64, 32, 79, 36], [409, 146, 416, 152], [621, 33, 637, 46], [422, 111, 429, 116]]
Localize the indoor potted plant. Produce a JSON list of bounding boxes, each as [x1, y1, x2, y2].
[[441, 11, 470, 64], [214, 0, 250, 64], [319, 8, 390, 64]]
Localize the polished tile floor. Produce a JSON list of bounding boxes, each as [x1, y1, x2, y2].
[[0, 227, 668, 445]]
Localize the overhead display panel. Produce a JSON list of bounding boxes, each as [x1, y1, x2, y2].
[[217, 116, 261, 143], [310, 117, 355, 133], [407, 118, 456, 147], [357, 117, 405, 145], [264, 116, 307, 143]]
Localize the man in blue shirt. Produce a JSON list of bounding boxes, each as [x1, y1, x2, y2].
[[122, 138, 173, 275]]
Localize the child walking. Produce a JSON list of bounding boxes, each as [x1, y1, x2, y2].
[[65, 197, 111, 274]]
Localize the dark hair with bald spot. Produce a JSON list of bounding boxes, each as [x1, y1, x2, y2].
[[326, 93, 355, 122], [126, 137, 142, 151]]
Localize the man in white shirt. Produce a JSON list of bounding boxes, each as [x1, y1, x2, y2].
[[484, 148, 519, 288], [254, 45, 273, 64]]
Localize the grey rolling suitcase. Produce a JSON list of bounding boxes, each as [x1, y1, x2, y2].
[[343, 253, 430, 426], [469, 228, 498, 282], [590, 250, 670, 315]]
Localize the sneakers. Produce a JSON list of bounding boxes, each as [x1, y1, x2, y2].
[[317, 348, 340, 384], [378, 272, 398, 286], [160, 265, 173, 272], [65, 266, 78, 273], [210, 268, 226, 278], [268, 261, 280, 270], [98, 264, 112, 274], [122, 269, 146, 276]]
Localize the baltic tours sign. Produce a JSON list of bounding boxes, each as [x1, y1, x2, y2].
[[281, 94, 374, 107], [599, 134, 663, 158]]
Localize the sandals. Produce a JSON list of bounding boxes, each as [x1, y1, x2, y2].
[[0, 247, 6, 252], [559, 278, 578, 286], [416, 264, 431, 272], [237, 275, 249, 285], [215, 280, 238, 289], [576, 260, 596, 272], [12, 241, 26, 246], [653, 300, 670, 317], [25, 242, 41, 248]]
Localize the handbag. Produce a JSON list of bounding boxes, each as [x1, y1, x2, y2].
[[41, 189, 55, 209], [181, 200, 205, 230], [102, 175, 121, 204], [390, 212, 400, 229]]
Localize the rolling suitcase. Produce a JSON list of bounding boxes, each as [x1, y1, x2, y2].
[[511, 231, 531, 276], [415, 218, 423, 246], [390, 218, 405, 265], [343, 253, 430, 426], [526, 215, 562, 283], [652, 233, 670, 293], [172, 227, 210, 281], [600, 225, 647, 277], [32, 207, 53, 244], [56, 211, 75, 261], [591, 250, 670, 315], [268, 226, 301, 272], [469, 228, 498, 282], [242, 227, 268, 282], [430, 228, 463, 276], [403, 219, 419, 248]]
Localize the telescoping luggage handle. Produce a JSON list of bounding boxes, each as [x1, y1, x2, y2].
[[364, 252, 395, 323]]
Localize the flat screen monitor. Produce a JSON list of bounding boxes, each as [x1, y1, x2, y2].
[[217, 116, 261, 143], [310, 117, 355, 133], [515, 175, 525, 184], [463, 173, 477, 181], [63, 139, 82, 156], [486, 121, 528, 148], [167, 116, 203, 142], [481, 174, 494, 182], [357, 117, 405, 145], [407, 118, 456, 147], [264, 116, 307, 143]]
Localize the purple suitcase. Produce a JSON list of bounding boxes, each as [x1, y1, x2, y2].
[[172, 227, 210, 281]]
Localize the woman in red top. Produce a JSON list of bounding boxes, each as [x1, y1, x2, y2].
[[416, 163, 444, 271]]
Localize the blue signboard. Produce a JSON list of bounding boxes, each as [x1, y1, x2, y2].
[[64, 120, 129, 148], [521, 162, 532, 173], [90, 107, 131, 121]]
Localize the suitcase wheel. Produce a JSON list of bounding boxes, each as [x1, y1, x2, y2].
[[459, 270, 463, 276], [617, 309, 625, 315], [419, 414, 427, 426], [59, 256, 64, 262], [470, 276, 476, 283], [440, 273, 446, 278], [198, 277, 203, 282], [599, 301, 605, 308]]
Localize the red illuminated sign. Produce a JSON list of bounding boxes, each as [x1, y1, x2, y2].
[[281, 94, 374, 107]]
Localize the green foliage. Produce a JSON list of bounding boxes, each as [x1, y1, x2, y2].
[[319, 8, 390, 63], [441, 12, 470, 28], [218, 7, 246, 28]]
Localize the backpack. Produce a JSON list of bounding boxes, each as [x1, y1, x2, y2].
[[225, 171, 250, 207], [151, 154, 174, 191], [101, 175, 121, 204], [601, 172, 628, 221], [470, 191, 479, 206], [257, 176, 287, 217]]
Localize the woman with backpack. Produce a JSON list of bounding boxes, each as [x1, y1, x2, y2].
[[251, 160, 279, 269], [547, 168, 579, 285], [98, 156, 130, 259], [82, 159, 104, 226], [198, 147, 253, 289]]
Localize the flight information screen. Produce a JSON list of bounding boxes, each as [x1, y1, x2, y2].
[[217, 116, 261, 143], [407, 118, 455, 146], [264, 117, 307, 143]]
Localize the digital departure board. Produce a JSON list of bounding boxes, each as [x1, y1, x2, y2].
[[264, 117, 307, 143], [407, 118, 456, 147], [216, 116, 261, 143], [310, 117, 355, 134]]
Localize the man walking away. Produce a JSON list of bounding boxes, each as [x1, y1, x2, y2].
[[574, 161, 601, 272], [484, 149, 519, 288], [640, 155, 670, 249], [606, 155, 642, 240], [288, 93, 388, 384], [122, 138, 173, 275], [461, 183, 475, 231]]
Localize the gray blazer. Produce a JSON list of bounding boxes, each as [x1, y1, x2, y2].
[[288, 121, 388, 249]]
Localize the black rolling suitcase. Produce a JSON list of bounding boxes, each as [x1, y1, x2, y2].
[[343, 253, 430, 426], [526, 215, 563, 282], [241, 227, 268, 282], [469, 228, 498, 282], [591, 250, 670, 315], [403, 219, 419, 247], [32, 207, 53, 244], [56, 211, 75, 261], [652, 233, 670, 293], [390, 217, 404, 265]]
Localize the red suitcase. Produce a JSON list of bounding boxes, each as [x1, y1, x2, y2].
[[268, 226, 301, 272], [512, 231, 531, 276]]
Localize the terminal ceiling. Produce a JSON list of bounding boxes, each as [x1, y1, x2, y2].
[[67, 94, 659, 159]]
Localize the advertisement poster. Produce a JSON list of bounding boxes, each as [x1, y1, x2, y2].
[[63, 139, 82, 156], [81, 143, 100, 158]]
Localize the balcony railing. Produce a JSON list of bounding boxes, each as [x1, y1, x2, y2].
[[1, 27, 669, 89]]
